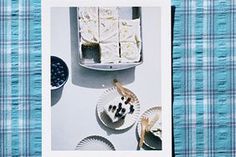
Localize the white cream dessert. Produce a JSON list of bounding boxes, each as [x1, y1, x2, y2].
[[99, 43, 120, 63], [78, 7, 142, 64], [79, 19, 99, 44], [99, 19, 119, 43], [150, 113, 162, 138], [103, 96, 134, 123], [119, 19, 141, 43], [120, 42, 141, 62], [78, 7, 98, 21], [99, 7, 119, 20]]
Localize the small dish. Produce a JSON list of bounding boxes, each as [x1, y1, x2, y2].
[[137, 106, 162, 149], [75, 135, 115, 151], [97, 87, 140, 130], [51, 56, 69, 90]]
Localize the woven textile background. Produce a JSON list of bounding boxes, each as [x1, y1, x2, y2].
[[0, 0, 235, 157], [0, 0, 41, 157], [172, 0, 236, 157]]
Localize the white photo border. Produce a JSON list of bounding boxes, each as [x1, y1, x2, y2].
[[42, 0, 172, 156]]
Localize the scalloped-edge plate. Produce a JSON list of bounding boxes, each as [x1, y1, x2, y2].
[[137, 106, 162, 149], [75, 135, 115, 151], [97, 87, 140, 130]]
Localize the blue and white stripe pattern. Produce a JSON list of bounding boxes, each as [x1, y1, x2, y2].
[[0, 0, 236, 156], [173, 0, 236, 156], [0, 0, 41, 156]]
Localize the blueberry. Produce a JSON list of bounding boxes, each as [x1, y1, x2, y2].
[[117, 107, 121, 113], [115, 112, 122, 117], [108, 105, 112, 110], [129, 108, 135, 114], [121, 97, 124, 100], [121, 108, 126, 113], [118, 103, 122, 108], [112, 105, 116, 112]]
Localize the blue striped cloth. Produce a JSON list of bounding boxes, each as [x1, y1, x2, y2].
[[0, 0, 41, 156], [0, 0, 235, 157], [172, 0, 236, 157]]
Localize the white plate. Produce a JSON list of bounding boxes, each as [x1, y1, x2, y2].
[[137, 106, 162, 149], [97, 87, 140, 130], [75, 135, 115, 151]]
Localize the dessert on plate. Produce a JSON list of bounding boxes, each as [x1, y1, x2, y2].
[[149, 114, 162, 138], [103, 96, 135, 123]]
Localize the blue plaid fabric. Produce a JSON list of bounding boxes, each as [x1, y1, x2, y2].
[[0, 0, 41, 157], [173, 0, 236, 157], [0, 0, 235, 156]]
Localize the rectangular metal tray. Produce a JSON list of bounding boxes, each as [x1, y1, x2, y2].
[[77, 7, 143, 71]]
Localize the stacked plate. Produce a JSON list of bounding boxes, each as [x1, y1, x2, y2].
[[75, 135, 115, 151]]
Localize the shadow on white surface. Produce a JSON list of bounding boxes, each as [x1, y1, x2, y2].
[[51, 87, 63, 106], [69, 8, 135, 89]]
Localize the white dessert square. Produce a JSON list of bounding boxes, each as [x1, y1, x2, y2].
[[79, 19, 99, 44], [78, 7, 98, 21], [99, 19, 119, 43], [103, 96, 132, 123], [120, 42, 141, 62], [99, 7, 119, 20], [119, 19, 141, 42], [99, 43, 120, 63]]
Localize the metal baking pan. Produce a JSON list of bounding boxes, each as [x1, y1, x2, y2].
[[77, 7, 143, 71]]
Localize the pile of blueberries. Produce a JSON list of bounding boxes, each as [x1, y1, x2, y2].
[[108, 97, 135, 119], [51, 56, 68, 88]]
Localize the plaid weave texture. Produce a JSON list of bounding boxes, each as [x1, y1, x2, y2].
[[0, 0, 235, 157], [0, 0, 41, 156], [172, 0, 236, 157]]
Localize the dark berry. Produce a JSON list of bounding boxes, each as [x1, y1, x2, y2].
[[117, 107, 121, 112], [118, 103, 122, 108], [108, 105, 112, 110], [115, 112, 122, 117], [112, 105, 116, 111], [121, 97, 124, 100], [130, 108, 135, 114], [121, 108, 126, 113]]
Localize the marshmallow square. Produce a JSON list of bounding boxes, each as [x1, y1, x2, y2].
[[99, 19, 119, 43], [120, 42, 141, 62], [119, 19, 141, 42], [99, 42, 120, 63], [79, 19, 99, 44]]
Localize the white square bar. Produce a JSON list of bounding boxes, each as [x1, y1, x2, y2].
[[99, 7, 119, 20], [119, 19, 141, 43], [78, 7, 98, 21], [99, 42, 120, 63], [79, 19, 99, 44], [99, 19, 119, 43], [120, 42, 141, 62]]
